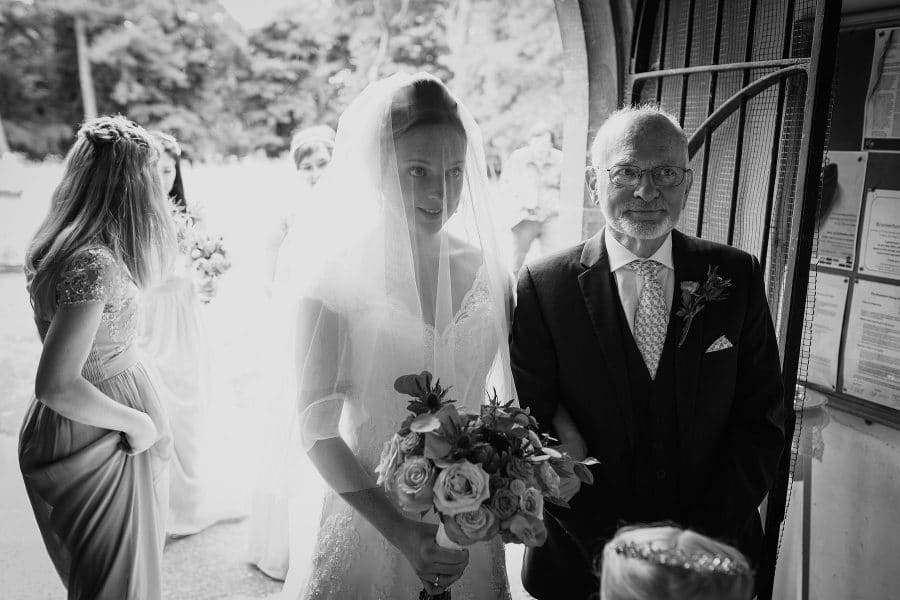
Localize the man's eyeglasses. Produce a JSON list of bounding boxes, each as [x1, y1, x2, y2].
[[605, 164, 691, 188]]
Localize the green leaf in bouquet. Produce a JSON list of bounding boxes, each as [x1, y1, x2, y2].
[[573, 462, 595, 485], [406, 401, 429, 415], [410, 413, 441, 433], [541, 447, 563, 459], [394, 372, 429, 397], [580, 457, 600, 466], [434, 404, 464, 438], [548, 459, 575, 477], [527, 454, 551, 462], [509, 428, 529, 440], [424, 432, 454, 460], [513, 413, 531, 427], [543, 496, 571, 509], [399, 414, 415, 434]]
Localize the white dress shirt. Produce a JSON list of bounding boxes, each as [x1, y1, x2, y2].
[[604, 228, 675, 335]]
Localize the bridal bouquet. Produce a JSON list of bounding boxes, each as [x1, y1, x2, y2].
[[376, 372, 597, 599], [188, 233, 231, 303]]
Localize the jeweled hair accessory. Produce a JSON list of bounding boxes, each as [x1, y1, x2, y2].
[[614, 541, 750, 576], [79, 115, 153, 150]]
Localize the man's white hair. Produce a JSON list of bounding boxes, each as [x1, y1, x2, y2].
[[589, 104, 688, 167]]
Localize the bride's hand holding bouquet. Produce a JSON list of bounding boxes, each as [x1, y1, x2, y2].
[[376, 372, 598, 598]]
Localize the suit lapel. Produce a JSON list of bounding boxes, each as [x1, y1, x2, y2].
[[671, 230, 707, 453], [577, 232, 634, 431]]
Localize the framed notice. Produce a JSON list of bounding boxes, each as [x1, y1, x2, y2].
[[842, 279, 900, 411], [863, 27, 900, 152], [807, 273, 849, 390], [859, 188, 900, 280], [813, 151, 867, 269]]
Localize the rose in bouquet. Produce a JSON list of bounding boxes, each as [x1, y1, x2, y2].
[[188, 233, 232, 303], [375, 372, 598, 599]]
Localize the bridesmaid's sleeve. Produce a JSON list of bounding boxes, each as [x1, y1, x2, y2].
[[55, 247, 117, 306]]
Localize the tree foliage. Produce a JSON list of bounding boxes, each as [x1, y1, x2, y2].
[[0, 0, 566, 161]]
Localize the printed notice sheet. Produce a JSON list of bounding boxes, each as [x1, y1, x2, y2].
[[842, 279, 900, 410], [813, 152, 866, 269], [864, 27, 900, 152], [807, 273, 849, 390], [859, 188, 900, 280]]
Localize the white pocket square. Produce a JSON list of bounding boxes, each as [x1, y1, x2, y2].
[[705, 335, 733, 353]]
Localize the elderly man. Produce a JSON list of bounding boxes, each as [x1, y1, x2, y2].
[[511, 106, 785, 599]]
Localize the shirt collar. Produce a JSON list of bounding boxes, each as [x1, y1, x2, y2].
[[604, 228, 674, 273]]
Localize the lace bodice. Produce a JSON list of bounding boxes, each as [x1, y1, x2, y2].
[[32, 246, 141, 381], [297, 265, 510, 600], [349, 266, 500, 470]]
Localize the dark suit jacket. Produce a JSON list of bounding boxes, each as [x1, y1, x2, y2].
[[510, 228, 785, 600]]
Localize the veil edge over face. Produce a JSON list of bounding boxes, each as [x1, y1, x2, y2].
[[275, 71, 516, 455]]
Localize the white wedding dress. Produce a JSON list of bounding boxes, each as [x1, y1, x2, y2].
[[275, 72, 515, 600], [280, 266, 510, 600]]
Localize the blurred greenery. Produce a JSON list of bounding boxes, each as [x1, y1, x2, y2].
[[0, 0, 564, 161]]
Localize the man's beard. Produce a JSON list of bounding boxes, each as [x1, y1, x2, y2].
[[608, 212, 677, 240]]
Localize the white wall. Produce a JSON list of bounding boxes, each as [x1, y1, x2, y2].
[[774, 390, 900, 600]]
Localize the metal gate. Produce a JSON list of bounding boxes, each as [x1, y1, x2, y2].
[[626, 1, 841, 597]]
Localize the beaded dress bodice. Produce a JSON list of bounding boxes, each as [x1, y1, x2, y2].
[[31, 246, 140, 382]]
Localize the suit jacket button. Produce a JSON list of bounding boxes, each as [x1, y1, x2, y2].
[[656, 469, 666, 480]]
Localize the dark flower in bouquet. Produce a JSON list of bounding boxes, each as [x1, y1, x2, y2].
[[376, 371, 598, 598]]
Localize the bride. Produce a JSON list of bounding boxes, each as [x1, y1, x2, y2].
[[275, 72, 513, 599]]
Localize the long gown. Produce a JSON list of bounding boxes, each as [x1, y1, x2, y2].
[[140, 207, 214, 535], [19, 245, 172, 600], [282, 265, 511, 600], [248, 191, 313, 580]]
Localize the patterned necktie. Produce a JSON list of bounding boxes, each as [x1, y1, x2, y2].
[[631, 259, 668, 379]]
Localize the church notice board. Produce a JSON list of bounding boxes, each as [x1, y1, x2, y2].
[[806, 23, 900, 424], [808, 151, 900, 417]]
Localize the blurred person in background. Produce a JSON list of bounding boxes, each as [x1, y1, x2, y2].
[[140, 131, 231, 536], [500, 122, 564, 272], [249, 124, 336, 580], [20, 115, 175, 599], [264, 125, 336, 288]]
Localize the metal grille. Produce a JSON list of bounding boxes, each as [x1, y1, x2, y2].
[[627, 0, 838, 595]]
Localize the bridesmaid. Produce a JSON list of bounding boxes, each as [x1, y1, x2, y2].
[[140, 131, 218, 536], [250, 124, 335, 579], [20, 115, 175, 600]]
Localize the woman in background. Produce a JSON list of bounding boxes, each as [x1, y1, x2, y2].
[[140, 131, 219, 536], [264, 125, 335, 287], [600, 525, 755, 600], [20, 115, 175, 599], [249, 124, 336, 580]]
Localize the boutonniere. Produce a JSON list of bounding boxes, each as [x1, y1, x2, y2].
[[676, 265, 732, 347]]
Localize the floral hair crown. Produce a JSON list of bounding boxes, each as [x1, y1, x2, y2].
[[614, 541, 750, 576], [152, 131, 181, 157], [79, 115, 153, 150]]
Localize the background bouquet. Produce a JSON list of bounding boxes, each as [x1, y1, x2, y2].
[[376, 371, 597, 598], [189, 232, 232, 303]]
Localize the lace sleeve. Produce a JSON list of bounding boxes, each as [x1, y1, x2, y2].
[[295, 298, 353, 452], [56, 247, 117, 305]]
